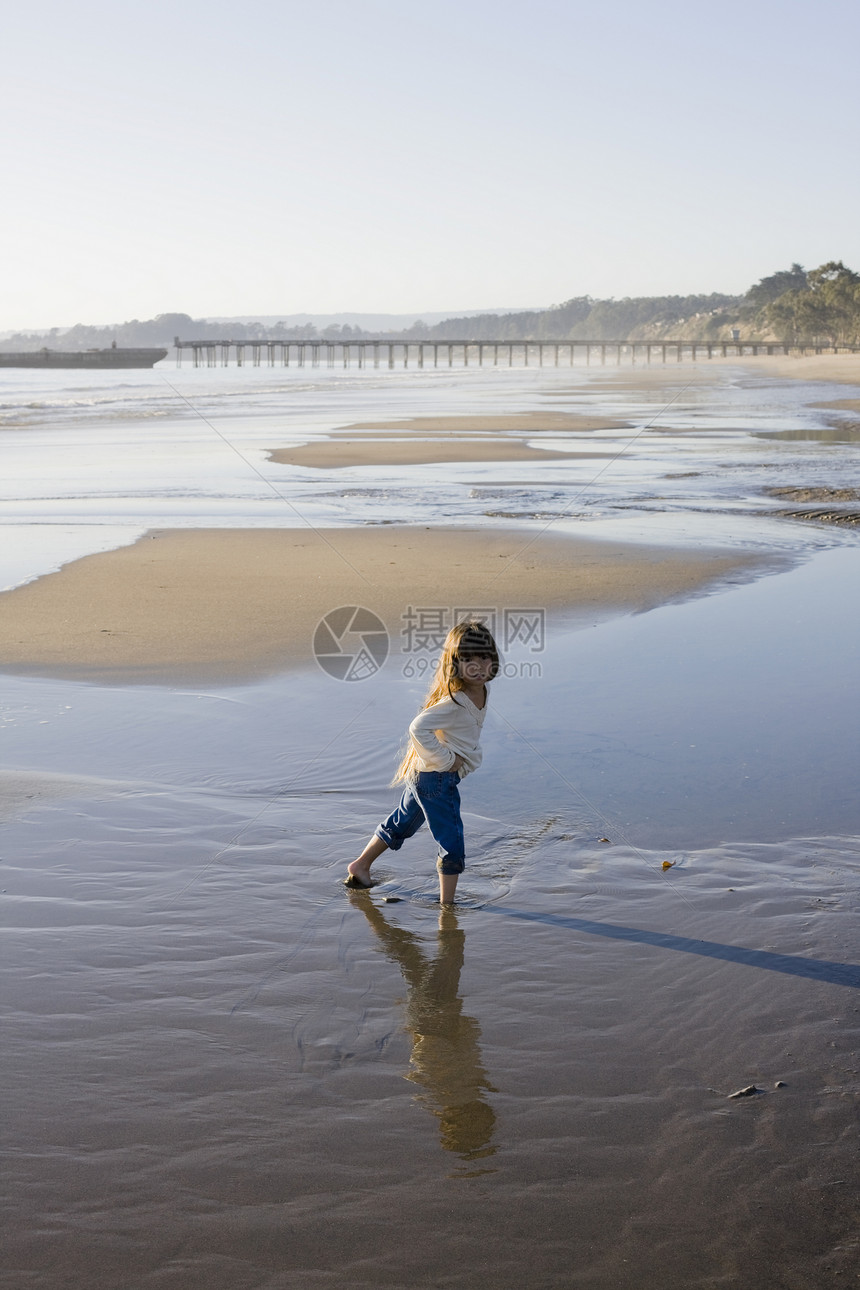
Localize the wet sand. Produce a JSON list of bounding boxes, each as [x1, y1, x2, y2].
[[0, 526, 763, 684], [545, 353, 860, 395], [269, 439, 610, 469], [268, 411, 625, 469], [4, 769, 859, 1290], [816, 397, 860, 413], [3, 363, 859, 1290], [737, 353, 860, 387], [338, 412, 629, 432], [0, 768, 117, 820]]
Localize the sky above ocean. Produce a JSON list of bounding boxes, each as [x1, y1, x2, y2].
[[3, 0, 859, 329]]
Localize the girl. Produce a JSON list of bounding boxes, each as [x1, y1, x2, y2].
[[345, 619, 500, 904]]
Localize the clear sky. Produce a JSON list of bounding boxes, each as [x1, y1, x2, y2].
[[3, 0, 858, 328]]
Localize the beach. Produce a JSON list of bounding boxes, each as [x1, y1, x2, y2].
[[736, 351, 860, 389], [0, 526, 764, 685], [2, 357, 859, 1288], [266, 410, 627, 470]]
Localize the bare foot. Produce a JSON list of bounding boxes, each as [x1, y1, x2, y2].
[[344, 835, 389, 888], [344, 860, 374, 888]]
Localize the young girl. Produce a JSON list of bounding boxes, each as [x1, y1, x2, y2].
[[345, 619, 500, 904]]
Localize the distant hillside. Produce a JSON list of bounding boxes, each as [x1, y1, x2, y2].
[[3, 263, 858, 350], [0, 308, 538, 351], [204, 308, 535, 330], [407, 293, 741, 342], [406, 263, 860, 344]]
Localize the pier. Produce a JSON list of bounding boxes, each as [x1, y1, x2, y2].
[[174, 336, 860, 369]]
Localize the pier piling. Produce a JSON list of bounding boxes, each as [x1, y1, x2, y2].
[[173, 336, 856, 370]]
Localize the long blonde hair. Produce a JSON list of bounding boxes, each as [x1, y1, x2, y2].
[[393, 619, 500, 784]]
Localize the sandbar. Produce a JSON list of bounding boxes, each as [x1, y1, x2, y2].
[[811, 397, 860, 414], [269, 439, 611, 469], [339, 413, 628, 433], [0, 527, 769, 685], [268, 411, 625, 470]]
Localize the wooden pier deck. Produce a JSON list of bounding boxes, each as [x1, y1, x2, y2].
[[173, 336, 860, 369]]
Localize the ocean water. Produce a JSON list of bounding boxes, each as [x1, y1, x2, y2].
[[1, 360, 858, 588], [2, 361, 859, 1287]]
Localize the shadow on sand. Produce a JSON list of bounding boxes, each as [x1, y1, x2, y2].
[[488, 907, 860, 989]]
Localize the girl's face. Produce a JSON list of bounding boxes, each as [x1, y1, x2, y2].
[[457, 652, 496, 684]]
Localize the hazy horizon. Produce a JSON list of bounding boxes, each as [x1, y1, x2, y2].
[[3, 0, 858, 330], [0, 306, 546, 338]]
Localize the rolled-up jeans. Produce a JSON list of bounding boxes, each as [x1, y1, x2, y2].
[[375, 771, 465, 875]]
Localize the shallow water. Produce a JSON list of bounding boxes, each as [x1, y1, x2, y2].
[[2, 362, 859, 589], [2, 362, 860, 1286]]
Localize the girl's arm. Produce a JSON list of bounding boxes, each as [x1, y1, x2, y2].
[[408, 706, 458, 771]]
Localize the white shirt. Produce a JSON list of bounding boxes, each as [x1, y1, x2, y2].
[[408, 689, 487, 779]]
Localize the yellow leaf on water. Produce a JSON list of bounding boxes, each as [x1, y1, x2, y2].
[[661, 860, 676, 870]]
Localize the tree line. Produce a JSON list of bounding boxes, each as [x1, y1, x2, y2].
[[410, 262, 860, 345], [3, 262, 859, 351], [760, 262, 860, 346]]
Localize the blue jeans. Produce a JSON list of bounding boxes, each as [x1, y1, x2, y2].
[[375, 771, 465, 875]]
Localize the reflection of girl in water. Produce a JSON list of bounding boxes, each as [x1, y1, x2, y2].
[[346, 620, 499, 904], [350, 895, 497, 1162]]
